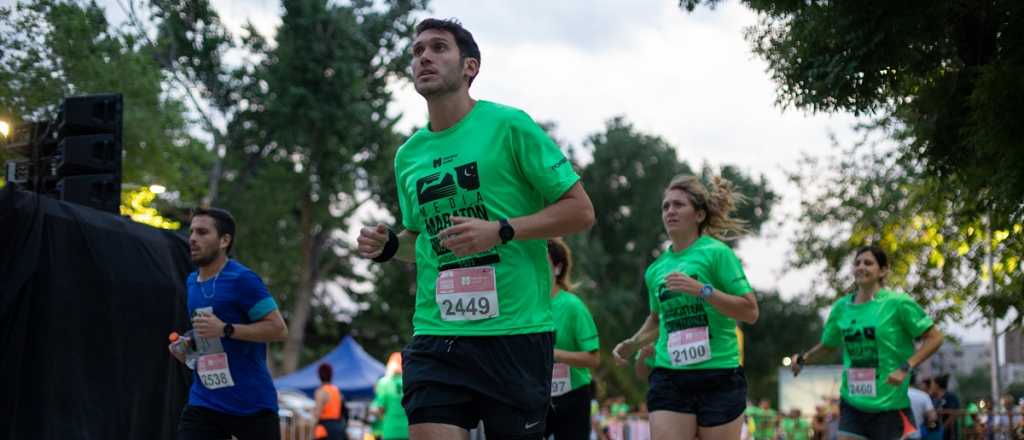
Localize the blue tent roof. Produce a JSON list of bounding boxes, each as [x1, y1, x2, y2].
[[273, 336, 385, 400]]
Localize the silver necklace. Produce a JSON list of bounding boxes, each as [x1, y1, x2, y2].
[[199, 259, 228, 299]]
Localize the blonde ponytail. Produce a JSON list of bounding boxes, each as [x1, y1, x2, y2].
[[665, 175, 748, 240]]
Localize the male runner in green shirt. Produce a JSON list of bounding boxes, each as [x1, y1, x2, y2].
[[357, 18, 595, 440]]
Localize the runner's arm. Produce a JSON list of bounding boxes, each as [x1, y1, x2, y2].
[[633, 344, 655, 379], [438, 182, 595, 257], [704, 291, 759, 324], [554, 349, 600, 369], [789, 343, 839, 376], [663, 272, 758, 323], [313, 387, 327, 421], [613, 312, 659, 364], [506, 182, 595, 239], [229, 309, 289, 343], [907, 325, 943, 370]]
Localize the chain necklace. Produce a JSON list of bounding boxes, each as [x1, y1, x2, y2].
[[199, 259, 228, 299]]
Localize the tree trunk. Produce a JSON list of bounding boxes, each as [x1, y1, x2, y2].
[[280, 190, 317, 373]]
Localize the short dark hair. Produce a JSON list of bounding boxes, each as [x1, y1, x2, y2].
[[318, 363, 333, 383], [855, 245, 889, 269], [190, 207, 236, 254], [415, 18, 480, 85], [933, 374, 950, 390]]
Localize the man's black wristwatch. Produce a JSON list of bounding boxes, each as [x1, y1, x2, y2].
[[498, 219, 515, 244], [898, 361, 912, 373], [223, 323, 235, 339]]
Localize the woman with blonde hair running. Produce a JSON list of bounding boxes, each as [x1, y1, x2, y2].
[[613, 175, 759, 440]]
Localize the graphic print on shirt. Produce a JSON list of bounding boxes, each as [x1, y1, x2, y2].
[[416, 159, 499, 269], [842, 320, 879, 368], [659, 280, 710, 334], [659, 278, 713, 366]]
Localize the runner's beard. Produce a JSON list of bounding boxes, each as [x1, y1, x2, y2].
[[192, 249, 219, 267]]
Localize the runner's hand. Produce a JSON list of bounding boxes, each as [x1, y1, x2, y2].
[[612, 339, 639, 366], [438, 217, 501, 257], [193, 312, 226, 338], [790, 352, 803, 377], [664, 272, 702, 296], [885, 369, 906, 385], [168, 341, 187, 364], [357, 224, 390, 259], [638, 344, 655, 360]]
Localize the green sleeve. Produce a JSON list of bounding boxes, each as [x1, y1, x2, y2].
[[899, 295, 934, 338], [646, 270, 660, 314], [507, 111, 580, 203], [821, 299, 843, 348], [712, 247, 753, 295], [574, 298, 600, 352], [394, 154, 418, 232], [370, 379, 385, 409]]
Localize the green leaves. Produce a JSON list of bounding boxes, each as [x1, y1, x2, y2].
[[688, 0, 1024, 222]]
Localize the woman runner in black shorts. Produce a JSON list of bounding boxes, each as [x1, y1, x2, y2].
[[790, 246, 944, 440], [613, 175, 759, 440]]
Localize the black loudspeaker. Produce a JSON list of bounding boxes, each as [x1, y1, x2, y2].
[[58, 94, 123, 136], [54, 134, 121, 175], [52, 94, 123, 213], [55, 174, 121, 214], [3, 94, 123, 214]]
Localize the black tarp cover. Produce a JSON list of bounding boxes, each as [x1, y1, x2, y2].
[[1, 187, 192, 439]]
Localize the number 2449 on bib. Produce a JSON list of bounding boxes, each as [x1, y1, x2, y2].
[[435, 267, 499, 321]]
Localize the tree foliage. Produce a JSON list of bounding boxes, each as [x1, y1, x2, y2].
[[682, 0, 1024, 222], [785, 134, 1023, 328], [0, 0, 209, 201], [148, 0, 425, 372]]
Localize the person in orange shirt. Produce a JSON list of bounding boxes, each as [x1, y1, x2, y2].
[[314, 363, 345, 440]]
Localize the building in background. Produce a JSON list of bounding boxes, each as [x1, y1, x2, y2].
[[1003, 328, 1024, 386]]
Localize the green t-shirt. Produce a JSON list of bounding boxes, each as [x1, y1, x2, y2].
[[551, 290, 600, 392], [748, 407, 777, 440], [645, 236, 753, 370], [781, 418, 810, 440], [821, 288, 934, 412], [394, 100, 580, 336], [371, 374, 409, 440], [611, 402, 630, 417], [963, 401, 978, 427]]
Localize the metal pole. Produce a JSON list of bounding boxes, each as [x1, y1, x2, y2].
[[988, 216, 1002, 404]]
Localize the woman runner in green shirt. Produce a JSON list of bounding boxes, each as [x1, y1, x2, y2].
[[613, 175, 760, 440], [545, 238, 601, 440], [790, 246, 944, 440]]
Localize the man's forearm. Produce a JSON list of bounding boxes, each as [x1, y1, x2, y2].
[[232, 318, 288, 343], [508, 183, 595, 240]]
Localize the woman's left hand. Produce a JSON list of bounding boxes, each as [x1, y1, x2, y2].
[[664, 272, 703, 296]]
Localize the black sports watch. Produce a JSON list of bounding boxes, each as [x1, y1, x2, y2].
[[898, 361, 912, 373], [223, 323, 235, 339], [498, 219, 515, 244]]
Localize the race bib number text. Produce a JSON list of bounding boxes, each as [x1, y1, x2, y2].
[[668, 327, 712, 366], [436, 267, 499, 321]]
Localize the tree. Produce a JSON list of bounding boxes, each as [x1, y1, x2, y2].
[[956, 366, 993, 404], [147, 0, 426, 373], [785, 138, 1023, 328], [681, 0, 1024, 223], [741, 291, 831, 405], [567, 117, 780, 402], [0, 0, 209, 202]]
